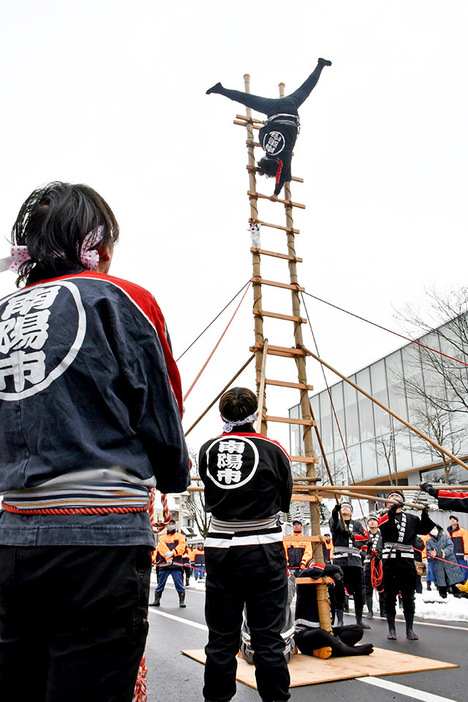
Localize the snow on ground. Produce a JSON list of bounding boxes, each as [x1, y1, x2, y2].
[[414, 590, 468, 623]]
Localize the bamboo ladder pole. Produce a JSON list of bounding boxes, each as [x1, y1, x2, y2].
[[244, 74, 268, 436], [278, 82, 331, 632]]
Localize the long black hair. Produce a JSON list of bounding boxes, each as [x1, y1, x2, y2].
[[256, 156, 279, 178], [12, 181, 119, 286], [219, 387, 257, 422]]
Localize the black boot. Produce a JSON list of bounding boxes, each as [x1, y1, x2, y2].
[[335, 608, 344, 627], [149, 591, 162, 607], [405, 614, 418, 640], [365, 595, 374, 619], [386, 615, 397, 640], [179, 592, 186, 608], [355, 605, 371, 630]]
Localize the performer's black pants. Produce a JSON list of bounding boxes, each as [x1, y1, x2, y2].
[[214, 62, 327, 117], [334, 565, 364, 615], [295, 624, 363, 657], [383, 560, 417, 620], [0, 545, 152, 702], [204, 543, 290, 702]]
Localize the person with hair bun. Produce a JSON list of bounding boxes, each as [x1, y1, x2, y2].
[[199, 387, 293, 702], [0, 181, 190, 701], [206, 58, 331, 200]]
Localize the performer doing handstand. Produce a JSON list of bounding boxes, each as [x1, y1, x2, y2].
[[206, 58, 332, 199]]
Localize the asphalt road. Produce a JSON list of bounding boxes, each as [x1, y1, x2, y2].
[[143, 579, 467, 702]]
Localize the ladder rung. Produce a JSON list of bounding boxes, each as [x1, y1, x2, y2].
[[290, 456, 320, 464], [251, 277, 305, 293], [236, 113, 263, 124], [234, 119, 260, 130], [265, 379, 314, 391], [265, 415, 315, 426], [248, 191, 306, 210], [250, 344, 305, 358], [253, 309, 306, 324], [247, 166, 304, 184], [251, 247, 303, 263], [255, 220, 300, 234], [296, 577, 334, 585], [246, 139, 262, 148], [283, 534, 323, 542]]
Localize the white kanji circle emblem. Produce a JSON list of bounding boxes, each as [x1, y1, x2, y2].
[[0, 281, 86, 401], [206, 436, 259, 490]]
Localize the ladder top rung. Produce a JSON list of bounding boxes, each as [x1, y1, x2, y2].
[[251, 247, 303, 262], [234, 119, 260, 130], [253, 309, 307, 324], [265, 415, 315, 426], [264, 379, 314, 391], [251, 277, 305, 293], [236, 113, 263, 124]]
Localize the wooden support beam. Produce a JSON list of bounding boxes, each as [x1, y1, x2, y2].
[[250, 247, 303, 263], [253, 220, 300, 234], [296, 577, 334, 585], [235, 119, 260, 130], [248, 191, 306, 210], [265, 415, 315, 426], [291, 494, 322, 503], [253, 308, 307, 324], [283, 534, 324, 543], [265, 378, 314, 391], [290, 456, 320, 464], [251, 277, 305, 292]]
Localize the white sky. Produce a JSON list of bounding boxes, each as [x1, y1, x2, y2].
[[0, 1, 467, 455]]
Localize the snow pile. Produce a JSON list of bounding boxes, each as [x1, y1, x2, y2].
[[414, 591, 468, 623]]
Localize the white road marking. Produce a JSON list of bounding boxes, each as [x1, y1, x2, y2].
[[358, 676, 456, 701], [149, 608, 208, 632]]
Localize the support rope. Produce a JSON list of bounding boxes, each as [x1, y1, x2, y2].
[[176, 280, 251, 362], [183, 282, 251, 402], [303, 290, 468, 368]]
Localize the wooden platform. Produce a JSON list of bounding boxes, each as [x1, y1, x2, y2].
[[181, 648, 458, 689]]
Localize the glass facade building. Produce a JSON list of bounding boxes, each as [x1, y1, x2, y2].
[[289, 320, 468, 486]]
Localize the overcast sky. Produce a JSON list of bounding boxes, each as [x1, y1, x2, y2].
[[1, 1, 467, 454]]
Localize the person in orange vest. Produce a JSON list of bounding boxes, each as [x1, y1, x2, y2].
[[150, 519, 187, 608], [283, 520, 312, 575], [322, 533, 334, 563], [193, 542, 206, 581]]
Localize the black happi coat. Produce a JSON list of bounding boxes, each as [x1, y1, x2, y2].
[[329, 507, 367, 568], [378, 507, 435, 569], [259, 115, 298, 195], [199, 426, 292, 521]]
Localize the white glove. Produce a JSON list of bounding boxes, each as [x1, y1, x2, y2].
[[165, 550, 174, 559]]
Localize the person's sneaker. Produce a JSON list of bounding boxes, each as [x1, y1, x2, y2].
[[206, 82, 222, 95]]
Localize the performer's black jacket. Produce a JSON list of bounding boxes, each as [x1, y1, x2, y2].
[[378, 506, 434, 565], [329, 507, 367, 568], [259, 115, 298, 195], [198, 426, 292, 520], [295, 563, 342, 628]]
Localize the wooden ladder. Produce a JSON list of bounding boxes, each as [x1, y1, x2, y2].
[[234, 75, 331, 631]]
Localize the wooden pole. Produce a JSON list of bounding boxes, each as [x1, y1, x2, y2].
[[302, 345, 468, 473], [244, 74, 268, 436], [185, 354, 255, 436], [306, 486, 427, 510], [256, 339, 269, 433], [276, 82, 331, 633], [294, 483, 467, 491]]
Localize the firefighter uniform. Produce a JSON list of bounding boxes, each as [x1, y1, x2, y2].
[[199, 425, 292, 702]]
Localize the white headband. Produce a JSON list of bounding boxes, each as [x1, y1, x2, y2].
[[222, 412, 257, 433]]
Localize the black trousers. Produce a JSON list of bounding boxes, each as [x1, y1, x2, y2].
[[295, 624, 363, 657], [204, 543, 290, 702], [214, 62, 327, 117], [383, 560, 417, 620], [334, 565, 364, 615], [0, 545, 152, 702]]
